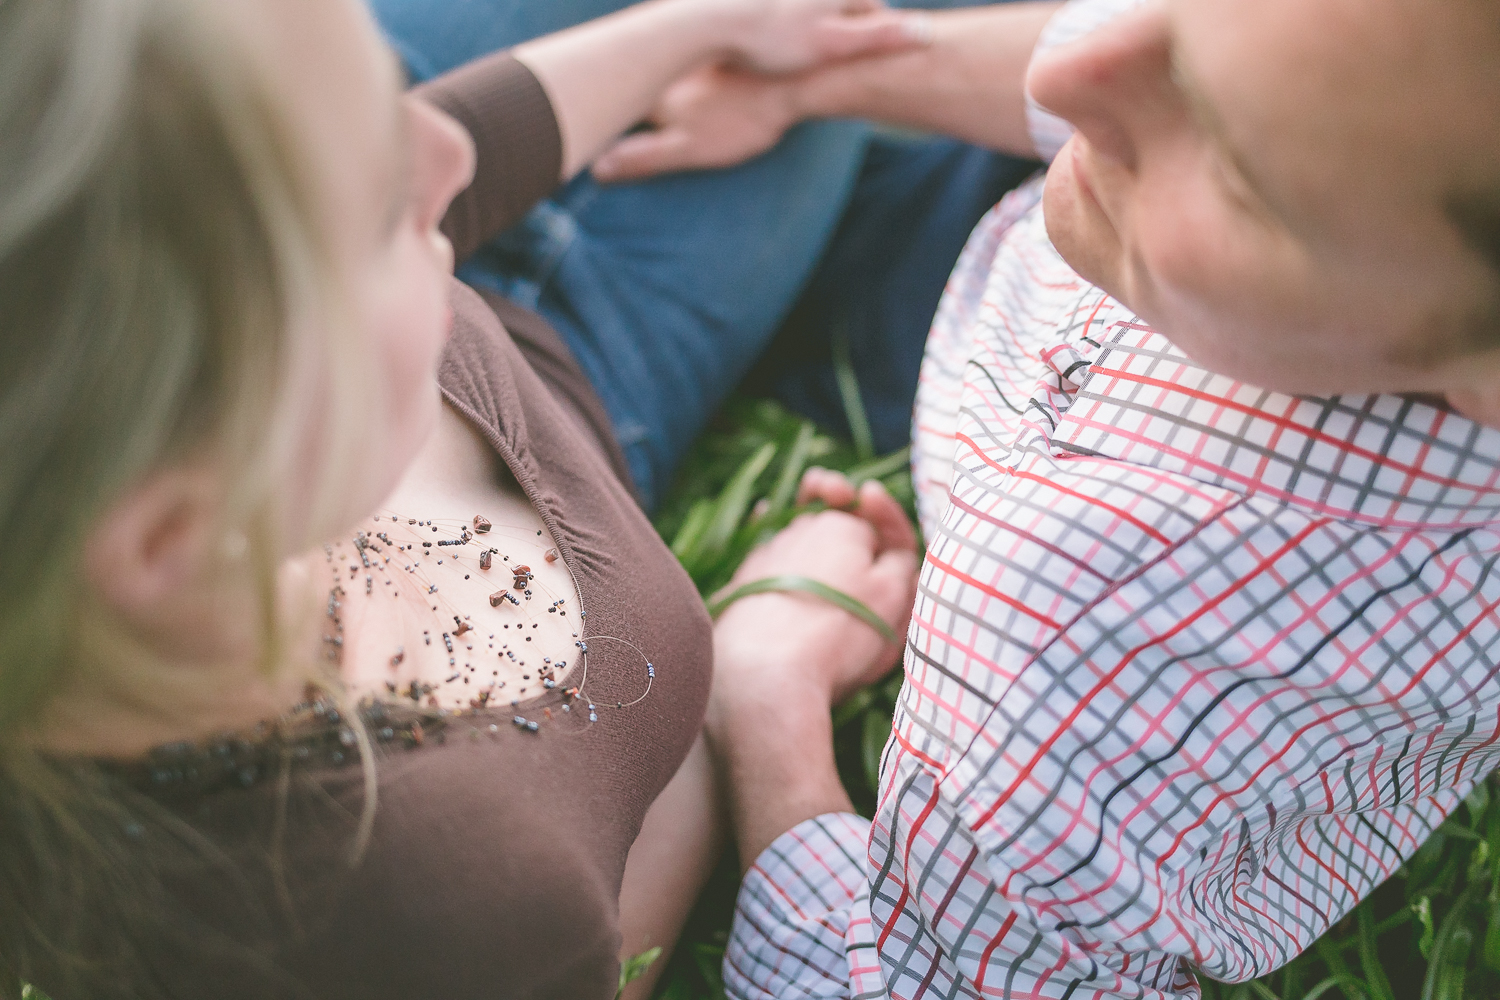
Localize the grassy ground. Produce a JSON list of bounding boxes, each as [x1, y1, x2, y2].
[[643, 394, 1500, 1000]]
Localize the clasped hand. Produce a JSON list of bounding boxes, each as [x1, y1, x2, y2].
[[710, 469, 919, 720], [594, 0, 932, 181]]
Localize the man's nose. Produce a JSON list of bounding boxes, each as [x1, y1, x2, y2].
[[1026, 1, 1175, 172]]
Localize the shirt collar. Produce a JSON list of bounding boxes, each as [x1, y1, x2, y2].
[[1051, 323, 1500, 529]]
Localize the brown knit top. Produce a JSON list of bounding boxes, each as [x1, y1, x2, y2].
[[6, 54, 712, 1000]]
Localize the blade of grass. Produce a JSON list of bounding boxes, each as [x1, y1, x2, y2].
[[617, 946, 662, 997], [844, 447, 911, 487], [1423, 882, 1484, 1000], [1417, 897, 1437, 959], [1484, 896, 1500, 973], [1432, 926, 1473, 1000], [1314, 936, 1367, 1000], [832, 687, 876, 730], [1356, 905, 1395, 1000], [706, 575, 899, 645], [691, 443, 778, 576], [691, 941, 726, 996], [671, 499, 716, 564], [765, 421, 818, 519], [1281, 958, 1302, 1000], [1301, 976, 1372, 1000], [832, 325, 875, 462]]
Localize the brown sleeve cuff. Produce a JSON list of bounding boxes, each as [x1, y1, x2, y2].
[[414, 53, 563, 266]]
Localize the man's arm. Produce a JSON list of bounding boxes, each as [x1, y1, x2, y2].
[[792, 3, 1060, 156], [593, 2, 1061, 183], [706, 472, 919, 871]]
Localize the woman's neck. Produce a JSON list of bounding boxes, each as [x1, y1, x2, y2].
[[26, 554, 331, 759]]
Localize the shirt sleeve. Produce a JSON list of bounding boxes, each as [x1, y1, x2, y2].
[[725, 813, 873, 1000], [1025, 0, 1150, 161], [414, 54, 563, 266]]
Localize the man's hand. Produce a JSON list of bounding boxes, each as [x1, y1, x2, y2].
[[593, 65, 800, 183], [711, 471, 918, 714], [706, 470, 919, 872]]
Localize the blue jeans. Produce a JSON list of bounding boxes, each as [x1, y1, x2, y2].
[[371, 0, 1033, 509]]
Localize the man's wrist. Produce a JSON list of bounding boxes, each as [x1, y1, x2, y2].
[[706, 672, 852, 871], [783, 62, 847, 123]]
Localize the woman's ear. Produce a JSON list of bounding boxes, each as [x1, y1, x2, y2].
[[83, 468, 224, 622]]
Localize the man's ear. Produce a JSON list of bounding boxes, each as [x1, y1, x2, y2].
[[84, 468, 224, 621], [1446, 382, 1500, 430]]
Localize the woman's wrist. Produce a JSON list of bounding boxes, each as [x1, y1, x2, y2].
[[651, 0, 762, 64]]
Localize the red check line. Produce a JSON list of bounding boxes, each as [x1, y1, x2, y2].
[[955, 431, 1172, 545], [924, 547, 1063, 633], [974, 517, 1328, 829], [1097, 367, 1488, 494]]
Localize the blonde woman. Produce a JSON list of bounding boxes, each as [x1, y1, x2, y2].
[[0, 0, 926, 997]]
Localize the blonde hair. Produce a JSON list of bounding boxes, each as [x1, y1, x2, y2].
[[0, 0, 379, 993]]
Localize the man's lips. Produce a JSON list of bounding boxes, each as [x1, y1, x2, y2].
[[1069, 138, 1106, 217]]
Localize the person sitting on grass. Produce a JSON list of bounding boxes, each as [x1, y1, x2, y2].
[[610, 0, 1500, 995], [0, 1, 937, 997]]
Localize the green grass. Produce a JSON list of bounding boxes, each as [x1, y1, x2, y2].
[[645, 392, 1500, 1000]]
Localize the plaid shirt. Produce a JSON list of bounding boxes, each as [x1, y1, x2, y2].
[[724, 3, 1500, 997]]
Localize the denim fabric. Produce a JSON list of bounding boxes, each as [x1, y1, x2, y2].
[[370, 0, 1026, 508]]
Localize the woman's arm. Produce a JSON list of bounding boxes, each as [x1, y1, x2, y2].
[[416, 0, 927, 264], [593, 2, 1062, 183], [512, 0, 931, 181]]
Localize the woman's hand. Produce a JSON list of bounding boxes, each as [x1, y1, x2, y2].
[[710, 470, 919, 716], [722, 0, 932, 75]]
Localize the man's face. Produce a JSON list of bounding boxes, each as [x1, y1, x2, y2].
[[1028, 0, 1500, 398]]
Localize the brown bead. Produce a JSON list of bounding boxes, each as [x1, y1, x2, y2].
[[454, 621, 472, 637], [473, 515, 492, 533], [514, 564, 532, 575], [410, 721, 425, 746], [479, 550, 492, 571], [489, 590, 507, 608], [544, 548, 559, 563]]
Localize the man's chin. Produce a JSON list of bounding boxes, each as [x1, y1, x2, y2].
[[1042, 160, 1122, 298]]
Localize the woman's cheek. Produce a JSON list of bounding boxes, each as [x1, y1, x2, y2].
[[367, 247, 450, 457]]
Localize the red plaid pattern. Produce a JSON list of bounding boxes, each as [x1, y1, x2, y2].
[[725, 7, 1500, 995]]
